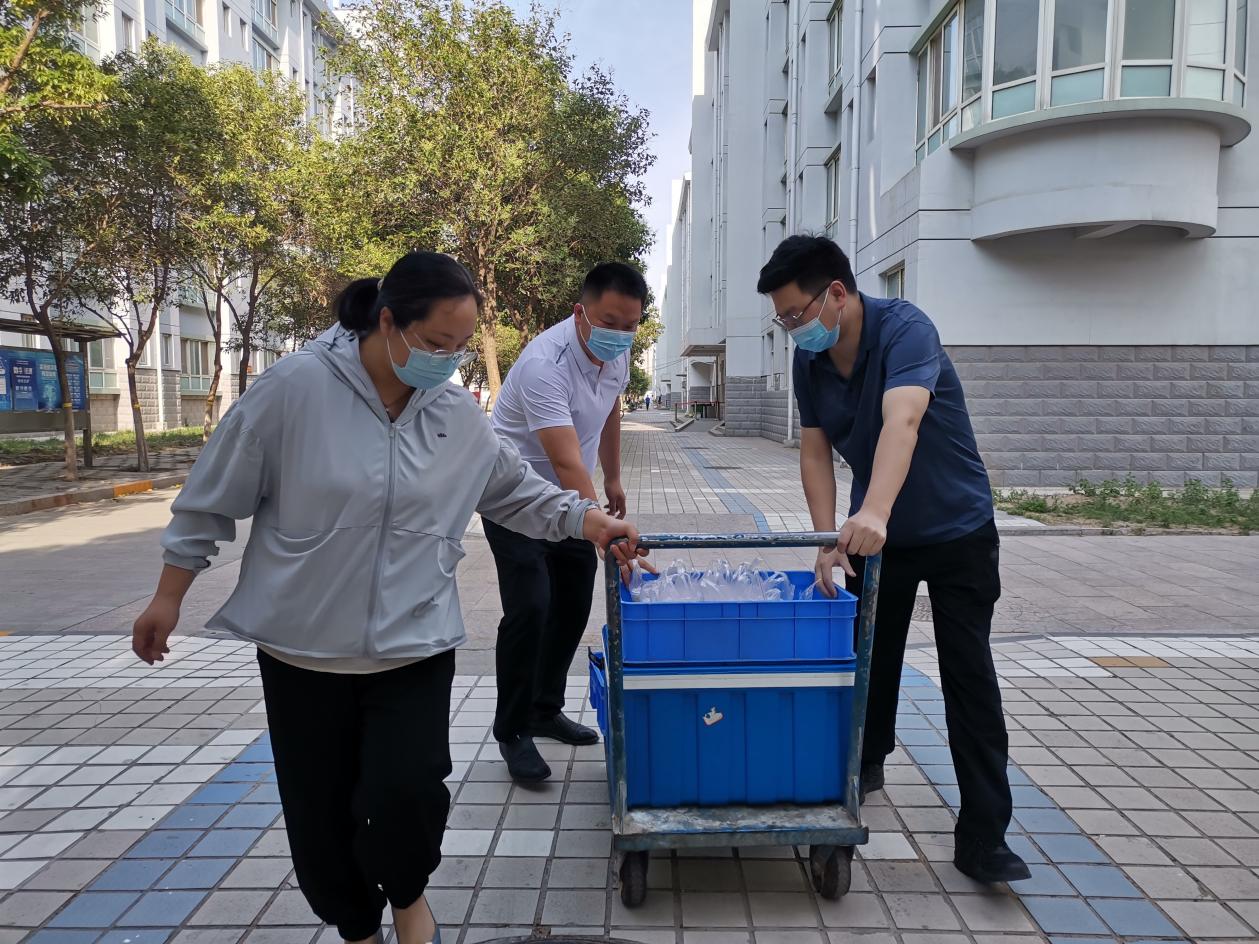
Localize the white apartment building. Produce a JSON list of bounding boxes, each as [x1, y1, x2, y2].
[[657, 0, 1258, 486], [0, 0, 348, 433]]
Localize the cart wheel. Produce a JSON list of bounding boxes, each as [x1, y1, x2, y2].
[[809, 845, 852, 900], [619, 851, 649, 907]]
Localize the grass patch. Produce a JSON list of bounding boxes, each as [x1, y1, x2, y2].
[[0, 428, 207, 466], [994, 476, 1259, 533]]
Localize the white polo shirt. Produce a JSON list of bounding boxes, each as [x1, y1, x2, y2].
[[491, 317, 629, 487]]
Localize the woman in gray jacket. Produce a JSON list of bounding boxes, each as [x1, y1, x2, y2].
[[131, 252, 642, 944]]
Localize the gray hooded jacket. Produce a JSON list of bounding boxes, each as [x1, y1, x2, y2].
[[161, 325, 596, 660]]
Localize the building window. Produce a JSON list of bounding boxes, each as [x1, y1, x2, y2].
[[87, 340, 117, 392], [120, 12, 137, 51], [1052, 0, 1110, 104], [916, 0, 1247, 156], [993, 0, 1039, 117], [1121, 0, 1175, 95], [223, 3, 232, 34], [828, 2, 843, 79], [253, 42, 275, 72], [883, 266, 905, 299], [824, 150, 842, 236], [137, 337, 152, 368], [161, 333, 176, 369]]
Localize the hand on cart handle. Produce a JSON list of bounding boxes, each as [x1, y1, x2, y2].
[[816, 508, 889, 596], [587, 517, 650, 582]]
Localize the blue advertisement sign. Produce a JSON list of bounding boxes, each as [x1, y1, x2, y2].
[[0, 347, 85, 412], [65, 352, 87, 411], [4, 351, 39, 412], [34, 351, 61, 411], [0, 353, 11, 412]]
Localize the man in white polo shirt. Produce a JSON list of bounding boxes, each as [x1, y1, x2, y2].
[[486, 262, 645, 782]]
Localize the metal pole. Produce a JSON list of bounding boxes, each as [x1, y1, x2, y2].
[[605, 547, 628, 834], [78, 338, 93, 468], [845, 553, 881, 820]]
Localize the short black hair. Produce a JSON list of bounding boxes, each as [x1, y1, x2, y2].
[[756, 235, 857, 295], [581, 261, 649, 305]]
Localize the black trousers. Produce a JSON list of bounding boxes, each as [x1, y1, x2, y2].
[[846, 519, 1013, 846], [484, 517, 598, 742], [257, 648, 455, 941]]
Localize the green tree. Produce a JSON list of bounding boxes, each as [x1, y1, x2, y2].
[[180, 64, 310, 400], [73, 42, 220, 470], [626, 364, 649, 404], [325, 0, 653, 402], [0, 87, 117, 479], [1, 0, 111, 195]]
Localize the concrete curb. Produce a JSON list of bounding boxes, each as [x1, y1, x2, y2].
[[0, 473, 187, 518]]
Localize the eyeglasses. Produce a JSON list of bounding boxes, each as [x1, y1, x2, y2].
[[771, 286, 828, 332], [402, 329, 479, 367]]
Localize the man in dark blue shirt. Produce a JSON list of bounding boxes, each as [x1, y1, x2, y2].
[[758, 235, 1029, 885]]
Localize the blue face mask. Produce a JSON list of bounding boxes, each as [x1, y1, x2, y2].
[[388, 329, 470, 390], [789, 294, 840, 352], [580, 306, 636, 362]]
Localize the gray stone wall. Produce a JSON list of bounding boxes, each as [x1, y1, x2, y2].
[[953, 345, 1259, 488], [719, 345, 1258, 487], [724, 376, 763, 436], [88, 394, 121, 433]]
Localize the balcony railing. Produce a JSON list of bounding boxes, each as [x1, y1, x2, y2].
[[253, 6, 280, 48], [175, 281, 202, 308], [181, 375, 214, 395], [164, 0, 206, 46]]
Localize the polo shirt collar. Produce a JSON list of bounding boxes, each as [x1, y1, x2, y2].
[[565, 315, 603, 378], [804, 291, 883, 364]]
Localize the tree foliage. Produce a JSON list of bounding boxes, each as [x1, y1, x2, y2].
[[323, 0, 654, 401]]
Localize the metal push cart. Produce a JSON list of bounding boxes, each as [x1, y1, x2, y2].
[[602, 532, 882, 907]]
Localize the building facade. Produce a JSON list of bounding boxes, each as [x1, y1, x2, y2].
[[664, 0, 1258, 486], [0, 0, 348, 434]]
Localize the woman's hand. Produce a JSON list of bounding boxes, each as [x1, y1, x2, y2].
[[133, 595, 181, 665], [582, 510, 649, 581]]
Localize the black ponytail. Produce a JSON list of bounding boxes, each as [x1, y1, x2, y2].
[[336, 278, 381, 335], [333, 252, 483, 339]]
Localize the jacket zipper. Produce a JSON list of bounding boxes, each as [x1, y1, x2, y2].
[[363, 422, 398, 656]]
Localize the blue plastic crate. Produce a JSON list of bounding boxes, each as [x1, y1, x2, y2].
[[620, 570, 858, 664], [589, 653, 854, 809]]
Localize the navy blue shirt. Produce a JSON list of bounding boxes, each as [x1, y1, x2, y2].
[[793, 293, 993, 547]]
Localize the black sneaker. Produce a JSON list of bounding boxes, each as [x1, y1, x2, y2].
[[858, 762, 885, 803], [530, 713, 600, 746], [498, 735, 551, 782], [954, 837, 1032, 884]]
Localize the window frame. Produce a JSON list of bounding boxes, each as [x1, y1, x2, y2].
[[828, 2, 843, 80], [824, 148, 842, 237], [883, 265, 906, 300]]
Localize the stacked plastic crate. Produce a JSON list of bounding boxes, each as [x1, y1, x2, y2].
[[590, 570, 860, 808]]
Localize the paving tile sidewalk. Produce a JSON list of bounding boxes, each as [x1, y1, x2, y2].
[[3, 633, 1259, 943], [0, 451, 199, 516]]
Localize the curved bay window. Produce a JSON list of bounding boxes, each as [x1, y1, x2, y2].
[[916, 0, 1250, 158]]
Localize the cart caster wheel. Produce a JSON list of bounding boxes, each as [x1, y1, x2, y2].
[[619, 851, 649, 907], [809, 845, 852, 900]]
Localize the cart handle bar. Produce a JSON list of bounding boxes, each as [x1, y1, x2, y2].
[[627, 531, 846, 551]]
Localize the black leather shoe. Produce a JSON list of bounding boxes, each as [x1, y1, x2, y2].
[[858, 762, 885, 803], [498, 735, 551, 782], [954, 838, 1032, 884], [530, 713, 600, 746]]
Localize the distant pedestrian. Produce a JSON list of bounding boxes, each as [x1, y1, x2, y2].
[[132, 251, 644, 944], [645, 393, 652, 410], [487, 261, 645, 782], [757, 235, 1029, 885]]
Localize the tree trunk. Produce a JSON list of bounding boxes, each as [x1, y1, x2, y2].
[[47, 340, 79, 481], [480, 265, 502, 403], [204, 294, 224, 443], [237, 340, 252, 398], [126, 361, 149, 472]]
